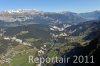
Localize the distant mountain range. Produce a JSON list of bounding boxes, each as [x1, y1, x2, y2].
[[80, 10, 100, 20], [0, 9, 100, 27]]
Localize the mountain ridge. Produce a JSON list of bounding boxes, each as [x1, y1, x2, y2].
[[0, 9, 100, 27]]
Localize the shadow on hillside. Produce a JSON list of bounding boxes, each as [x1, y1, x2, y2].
[[54, 34, 100, 66]]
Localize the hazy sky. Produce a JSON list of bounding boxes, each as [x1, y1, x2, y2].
[[0, 0, 100, 13]]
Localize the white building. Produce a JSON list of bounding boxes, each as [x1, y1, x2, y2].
[[15, 39, 23, 43], [4, 37, 10, 40]]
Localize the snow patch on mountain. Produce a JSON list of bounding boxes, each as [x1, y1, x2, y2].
[[50, 24, 71, 31]]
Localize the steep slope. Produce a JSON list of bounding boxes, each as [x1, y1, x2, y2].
[[54, 32, 100, 66], [65, 20, 100, 36]]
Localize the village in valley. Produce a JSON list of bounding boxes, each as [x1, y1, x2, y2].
[[0, 28, 48, 66]]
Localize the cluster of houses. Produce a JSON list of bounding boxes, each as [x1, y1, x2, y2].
[[38, 45, 47, 56], [3, 36, 31, 46], [0, 58, 11, 64], [36, 45, 47, 66]]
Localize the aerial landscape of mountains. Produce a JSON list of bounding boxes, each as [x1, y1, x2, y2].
[[0, 10, 100, 27], [0, 9, 100, 66]]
